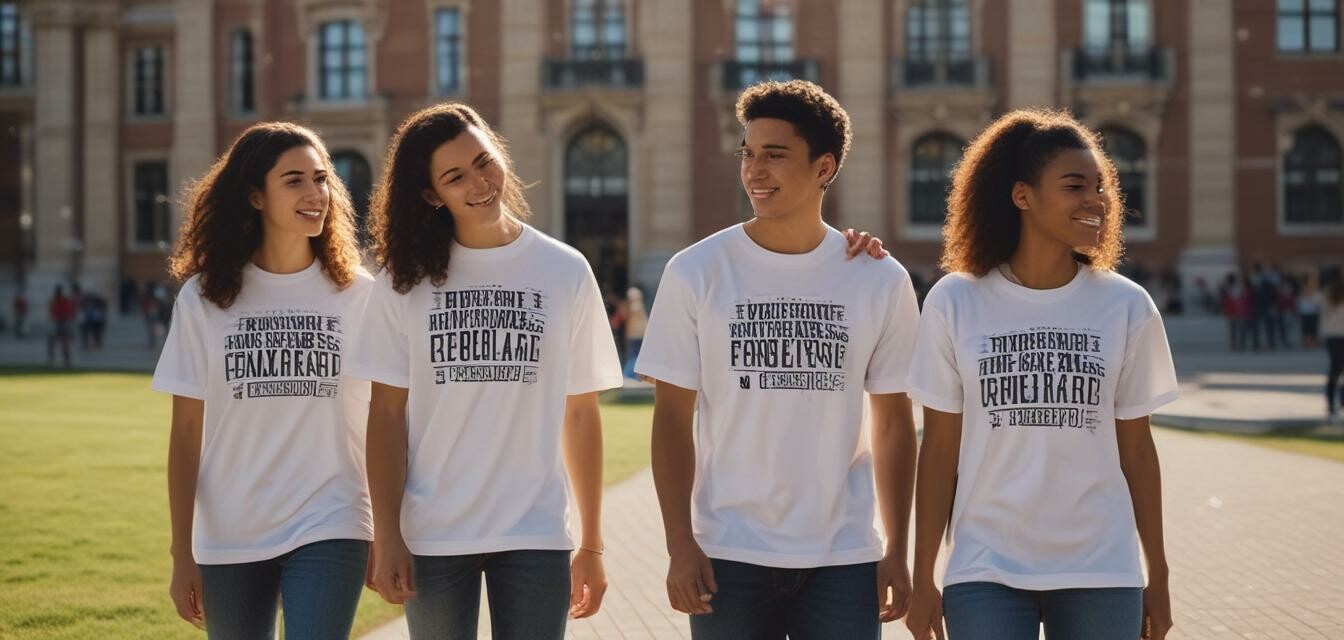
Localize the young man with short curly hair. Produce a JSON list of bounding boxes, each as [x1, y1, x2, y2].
[[637, 80, 920, 638]]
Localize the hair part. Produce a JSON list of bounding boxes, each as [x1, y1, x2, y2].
[[168, 122, 362, 308], [940, 108, 1126, 276], [735, 79, 852, 189], [369, 103, 531, 294]]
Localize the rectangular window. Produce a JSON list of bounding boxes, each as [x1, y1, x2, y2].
[[435, 8, 463, 93], [133, 47, 165, 116], [1084, 0, 1149, 52], [231, 30, 255, 113], [1278, 0, 1339, 53], [133, 161, 170, 246], [571, 0, 626, 60], [0, 2, 21, 87], [319, 20, 367, 100]]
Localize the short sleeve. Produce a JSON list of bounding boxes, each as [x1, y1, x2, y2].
[[634, 261, 702, 390], [865, 269, 921, 393], [907, 306, 964, 413], [1114, 312, 1179, 420], [151, 285, 209, 400], [566, 267, 624, 395], [347, 274, 412, 388]]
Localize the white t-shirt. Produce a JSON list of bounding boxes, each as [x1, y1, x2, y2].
[[909, 265, 1178, 590], [636, 224, 921, 569], [348, 224, 623, 556], [152, 261, 375, 565]]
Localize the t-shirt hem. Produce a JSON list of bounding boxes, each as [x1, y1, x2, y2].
[[193, 523, 373, 565], [345, 361, 411, 388], [568, 374, 626, 395], [943, 570, 1147, 591], [150, 378, 206, 400], [699, 543, 883, 569], [864, 377, 910, 394], [406, 535, 574, 557], [909, 387, 962, 414], [634, 362, 700, 391], [1116, 389, 1181, 421]]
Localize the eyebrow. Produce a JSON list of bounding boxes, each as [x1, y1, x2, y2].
[[737, 142, 792, 151], [1057, 173, 1090, 181], [439, 151, 491, 181], [280, 169, 319, 178]]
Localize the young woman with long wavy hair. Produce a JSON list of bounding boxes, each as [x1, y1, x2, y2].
[[155, 122, 373, 639]]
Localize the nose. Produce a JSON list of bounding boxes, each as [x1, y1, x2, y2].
[[743, 155, 767, 179]]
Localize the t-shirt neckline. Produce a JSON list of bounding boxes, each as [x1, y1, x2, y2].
[[987, 262, 1092, 302], [244, 258, 323, 285], [732, 223, 841, 270], [450, 223, 536, 263]]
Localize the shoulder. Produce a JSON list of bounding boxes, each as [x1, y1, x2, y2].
[[1090, 268, 1160, 316], [923, 271, 981, 307], [529, 227, 592, 269]]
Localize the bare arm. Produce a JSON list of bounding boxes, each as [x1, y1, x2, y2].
[[870, 392, 918, 622], [906, 406, 962, 640], [366, 381, 415, 603], [166, 395, 204, 626], [1117, 415, 1172, 640], [562, 391, 607, 618], [650, 380, 716, 614]]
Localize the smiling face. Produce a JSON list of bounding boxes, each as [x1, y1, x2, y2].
[[421, 125, 507, 224], [248, 145, 330, 239], [737, 117, 836, 221], [1012, 147, 1107, 251]]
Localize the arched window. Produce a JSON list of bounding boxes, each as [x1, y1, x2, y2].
[[1099, 127, 1147, 227], [331, 151, 372, 238], [565, 124, 630, 297], [565, 125, 628, 198], [1284, 126, 1343, 226], [909, 133, 963, 225]]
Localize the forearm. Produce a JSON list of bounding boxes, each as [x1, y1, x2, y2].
[[872, 395, 917, 557], [563, 393, 604, 550], [366, 403, 409, 539], [912, 410, 960, 584], [166, 397, 202, 559], [650, 387, 697, 548], [1120, 423, 1168, 577]]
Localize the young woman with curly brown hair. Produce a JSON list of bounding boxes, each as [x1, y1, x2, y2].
[[904, 109, 1177, 640], [348, 103, 624, 640], [154, 122, 375, 639]]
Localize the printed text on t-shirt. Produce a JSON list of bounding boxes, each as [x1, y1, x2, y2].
[[728, 296, 849, 392], [976, 327, 1105, 430], [427, 286, 546, 384]]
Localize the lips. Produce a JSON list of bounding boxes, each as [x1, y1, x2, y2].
[[466, 190, 498, 207], [1072, 215, 1101, 228], [749, 187, 779, 200], [296, 209, 323, 219]]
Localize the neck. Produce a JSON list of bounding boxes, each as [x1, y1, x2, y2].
[[1007, 225, 1078, 290], [454, 211, 523, 249], [743, 204, 827, 255], [252, 229, 315, 275]]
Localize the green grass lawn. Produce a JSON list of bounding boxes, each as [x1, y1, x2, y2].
[[0, 370, 653, 639], [1162, 425, 1344, 465]]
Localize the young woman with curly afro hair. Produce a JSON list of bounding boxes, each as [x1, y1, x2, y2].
[[905, 109, 1178, 640]]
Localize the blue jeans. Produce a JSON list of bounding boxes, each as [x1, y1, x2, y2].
[[943, 581, 1143, 640], [623, 338, 643, 378], [198, 538, 368, 640], [689, 558, 879, 640], [405, 549, 570, 640]]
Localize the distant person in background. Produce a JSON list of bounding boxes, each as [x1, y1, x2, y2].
[[622, 287, 646, 379], [607, 290, 627, 365], [141, 282, 160, 348], [1298, 272, 1322, 350], [1220, 273, 1250, 351], [120, 277, 139, 316], [1253, 263, 1282, 350], [1277, 276, 1299, 349], [47, 285, 75, 367], [13, 288, 27, 338], [1323, 276, 1344, 423]]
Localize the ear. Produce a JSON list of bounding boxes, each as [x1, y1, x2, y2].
[[816, 154, 837, 187], [248, 189, 264, 211], [1011, 181, 1032, 211], [421, 189, 444, 209]]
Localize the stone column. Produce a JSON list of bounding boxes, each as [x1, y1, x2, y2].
[[28, 1, 79, 294], [1006, 0, 1056, 109], [498, 0, 547, 230], [837, 0, 887, 237], [635, 0, 693, 290], [170, 0, 216, 243], [1180, 0, 1238, 282], [81, 5, 119, 297]]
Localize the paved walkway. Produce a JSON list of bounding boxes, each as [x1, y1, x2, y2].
[[362, 426, 1344, 640]]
